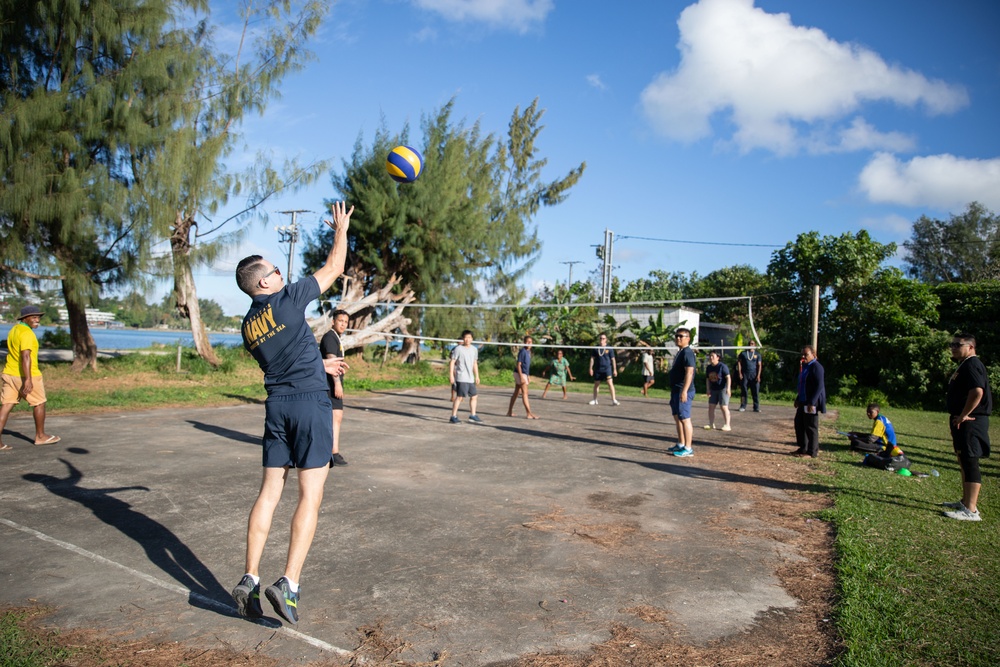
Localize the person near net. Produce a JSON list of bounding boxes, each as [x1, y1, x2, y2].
[[230, 201, 352, 625], [320, 309, 350, 466], [449, 329, 483, 423], [507, 335, 539, 419], [541, 348, 575, 400], [588, 333, 620, 406], [737, 339, 762, 412], [792, 345, 826, 458], [668, 328, 697, 457]]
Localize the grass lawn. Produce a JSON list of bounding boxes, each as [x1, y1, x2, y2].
[[825, 405, 999, 667]]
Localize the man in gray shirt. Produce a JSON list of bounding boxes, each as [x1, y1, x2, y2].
[[449, 330, 482, 423]]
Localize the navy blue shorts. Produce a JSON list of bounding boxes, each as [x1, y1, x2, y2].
[[670, 387, 695, 419], [594, 371, 611, 382], [262, 391, 334, 469], [454, 381, 478, 398]]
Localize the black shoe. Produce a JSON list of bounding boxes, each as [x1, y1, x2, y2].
[[232, 575, 263, 618], [332, 452, 348, 466], [265, 577, 300, 624], [753, 408, 761, 413]]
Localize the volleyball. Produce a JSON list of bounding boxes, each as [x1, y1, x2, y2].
[[386, 145, 423, 183]]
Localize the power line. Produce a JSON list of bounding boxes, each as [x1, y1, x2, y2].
[[616, 234, 783, 248]]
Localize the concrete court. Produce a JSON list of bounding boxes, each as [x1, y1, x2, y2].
[[0, 386, 809, 665]]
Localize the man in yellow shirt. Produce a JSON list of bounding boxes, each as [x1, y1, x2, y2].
[[1, 305, 60, 450]]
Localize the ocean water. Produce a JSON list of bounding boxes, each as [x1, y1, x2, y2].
[[0, 323, 243, 350]]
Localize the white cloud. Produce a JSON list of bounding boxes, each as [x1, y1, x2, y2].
[[640, 0, 968, 155], [412, 0, 553, 32], [858, 213, 913, 237], [858, 153, 1000, 211], [586, 74, 607, 91]]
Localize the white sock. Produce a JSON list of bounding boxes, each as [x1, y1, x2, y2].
[[244, 573, 259, 586], [286, 578, 299, 593]]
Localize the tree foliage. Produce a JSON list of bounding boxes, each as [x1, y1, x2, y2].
[[904, 201, 1000, 284], [0, 0, 202, 369], [301, 97, 585, 341], [933, 280, 1000, 368]]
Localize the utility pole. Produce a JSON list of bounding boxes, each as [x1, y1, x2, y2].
[[601, 228, 614, 303], [560, 260, 583, 289], [276, 209, 309, 281]]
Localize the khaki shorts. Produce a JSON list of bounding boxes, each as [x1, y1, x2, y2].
[[1, 374, 47, 406]]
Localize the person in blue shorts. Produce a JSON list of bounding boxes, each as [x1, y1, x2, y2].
[[588, 333, 620, 406], [668, 328, 697, 457], [507, 335, 539, 419], [230, 201, 353, 625]]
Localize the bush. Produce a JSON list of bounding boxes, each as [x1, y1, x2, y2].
[[39, 327, 72, 349]]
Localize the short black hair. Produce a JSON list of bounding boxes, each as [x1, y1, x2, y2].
[[236, 255, 267, 295], [332, 309, 349, 320], [954, 332, 977, 348], [867, 403, 880, 412], [461, 329, 473, 338]]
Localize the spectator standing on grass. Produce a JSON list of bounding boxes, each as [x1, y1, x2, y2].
[[0, 305, 61, 450], [737, 340, 762, 412], [942, 333, 992, 522], [704, 350, 732, 432], [641, 345, 655, 397], [230, 201, 352, 625], [541, 348, 574, 400], [792, 345, 826, 459], [507, 335, 539, 419], [320, 309, 350, 466], [588, 333, 620, 406], [449, 330, 483, 423], [668, 328, 697, 457]]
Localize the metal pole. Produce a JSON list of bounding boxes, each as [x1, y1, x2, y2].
[[606, 230, 614, 304], [560, 260, 583, 289], [811, 284, 820, 353], [277, 209, 309, 281]]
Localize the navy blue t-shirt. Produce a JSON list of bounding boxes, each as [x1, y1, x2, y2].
[[669, 346, 697, 389], [592, 347, 615, 374], [242, 276, 327, 396], [706, 362, 730, 391], [517, 348, 531, 375]]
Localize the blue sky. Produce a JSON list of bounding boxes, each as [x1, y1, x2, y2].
[[176, 0, 1000, 315]]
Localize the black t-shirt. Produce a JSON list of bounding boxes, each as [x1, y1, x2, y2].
[[591, 347, 615, 374], [242, 276, 327, 396], [947, 356, 993, 417], [669, 346, 697, 389], [319, 329, 344, 394]]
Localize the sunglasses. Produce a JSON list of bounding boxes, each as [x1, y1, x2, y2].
[[948, 342, 968, 349], [261, 265, 281, 281]]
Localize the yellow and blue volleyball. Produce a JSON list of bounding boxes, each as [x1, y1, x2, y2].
[[386, 145, 423, 183]]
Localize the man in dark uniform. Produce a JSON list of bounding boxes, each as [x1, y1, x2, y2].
[[942, 333, 992, 521], [792, 345, 825, 458], [320, 309, 350, 466], [230, 201, 353, 624], [737, 340, 762, 412]]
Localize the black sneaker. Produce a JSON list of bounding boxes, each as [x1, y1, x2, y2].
[[232, 575, 263, 618], [265, 577, 300, 624], [332, 452, 348, 466]]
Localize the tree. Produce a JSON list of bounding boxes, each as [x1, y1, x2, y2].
[[904, 201, 1000, 284], [136, 0, 329, 367], [301, 97, 585, 360], [686, 264, 773, 326], [611, 270, 694, 303], [767, 231, 946, 406], [1, 0, 200, 370]]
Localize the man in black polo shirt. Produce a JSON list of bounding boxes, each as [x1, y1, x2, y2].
[[942, 333, 992, 522]]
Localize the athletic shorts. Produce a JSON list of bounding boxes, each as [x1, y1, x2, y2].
[[454, 381, 478, 398], [643, 375, 654, 384], [328, 389, 344, 411], [1, 374, 46, 406], [670, 387, 695, 419], [594, 371, 611, 382], [950, 416, 992, 459], [709, 388, 730, 406], [262, 391, 334, 469]]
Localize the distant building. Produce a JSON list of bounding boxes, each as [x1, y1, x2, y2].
[[597, 304, 702, 347], [58, 308, 117, 325]]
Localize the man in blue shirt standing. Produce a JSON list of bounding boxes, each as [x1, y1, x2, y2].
[[668, 328, 697, 457], [230, 201, 353, 625], [793, 345, 826, 458]]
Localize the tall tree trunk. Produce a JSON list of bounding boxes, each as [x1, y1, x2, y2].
[[171, 213, 220, 367], [63, 282, 97, 372]]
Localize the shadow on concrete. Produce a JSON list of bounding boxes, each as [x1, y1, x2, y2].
[[601, 455, 830, 494], [221, 394, 265, 405], [187, 420, 261, 446], [22, 458, 238, 618]]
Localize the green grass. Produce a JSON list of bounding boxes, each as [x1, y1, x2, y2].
[[824, 406, 1000, 667], [0, 609, 72, 667]]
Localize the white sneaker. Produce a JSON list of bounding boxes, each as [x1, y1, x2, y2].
[[703, 424, 714, 430], [589, 399, 599, 405], [612, 399, 621, 406], [720, 424, 732, 432], [943, 507, 981, 521], [940, 501, 964, 509]]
